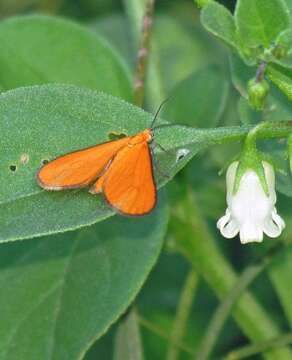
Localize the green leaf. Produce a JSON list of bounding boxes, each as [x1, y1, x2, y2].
[[113, 309, 144, 360], [264, 86, 292, 122], [0, 84, 250, 242], [229, 53, 255, 97], [276, 28, 292, 54], [267, 63, 292, 100], [201, 1, 238, 49], [284, 0, 292, 12], [269, 246, 292, 325], [0, 15, 132, 100], [272, 29, 292, 69], [0, 203, 167, 360], [289, 135, 292, 174], [92, 14, 135, 69], [235, 0, 291, 48], [238, 97, 262, 125], [162, 66, 229, 127], [151, 15, 225, 94]]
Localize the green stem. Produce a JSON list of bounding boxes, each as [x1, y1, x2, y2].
[[169, 187, 292, 360], [166, 270, 199, 360], [138, 315, 195, 356], [225, 333, 292, 360], [196, 243, 284, 360], [123, 0, 146, 39]]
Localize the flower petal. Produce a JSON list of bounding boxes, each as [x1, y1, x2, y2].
[[239, 223, 263, 244], [263, 208, 285, 238], [217, 210, 239, 239], [217, 209, 230, 229]]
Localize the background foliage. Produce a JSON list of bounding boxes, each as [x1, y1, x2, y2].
[[0, 0, 292, 359]]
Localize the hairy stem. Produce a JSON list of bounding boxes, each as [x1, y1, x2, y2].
[[133, 0, 156, 107]]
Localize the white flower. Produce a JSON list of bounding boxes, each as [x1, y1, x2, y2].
[[217, 161, 285, 244]]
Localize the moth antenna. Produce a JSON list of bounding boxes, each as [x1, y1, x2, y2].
[[150, 97, 171, 129]]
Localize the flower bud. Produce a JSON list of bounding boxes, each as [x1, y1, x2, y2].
[[247, 78, 270, 111]]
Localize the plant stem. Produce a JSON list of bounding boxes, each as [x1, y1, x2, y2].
[[167, 270, 198, 360], [196, 243, 284, 360], [225, 333, 292, 360], [132, 0, 155, 107], [138, 315, 196, 356], [256, 61, 267, 83], [123, 0, 165, 109], [169, 187, 292, 360]]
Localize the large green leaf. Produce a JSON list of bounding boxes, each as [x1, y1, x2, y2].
[[162, 65, 229, 127], [150, 15, 225, 94], [0, 202, 167, 360], [235, 0, 291, 48], [0, 84, 249, 242], [0, 15, 132, 100], [201, 1, 237, 49], [92, 14, 135, 69]]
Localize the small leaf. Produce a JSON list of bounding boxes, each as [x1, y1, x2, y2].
[[273, 28, 292, 68], [235, 0, 291, 48], [201, 1, 237, 49], [113, 310, 144, 360], [162, 65, 229, 127], [0, 15, 132, 100], [238, 97, 262, 125], [276, 28, 292, 54], [229, 53, 255, 97], [0, 203, 167, 360], [0, 84, 249, 241], [267, 63, 292, 100]]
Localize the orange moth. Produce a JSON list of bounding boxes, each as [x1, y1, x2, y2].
[[37, 128, 157, 216]]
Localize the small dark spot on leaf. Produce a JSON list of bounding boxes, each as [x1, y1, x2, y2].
[[9, 165, 17, 172], [41, 159, 49, 165], [108, 131, 127, 141]]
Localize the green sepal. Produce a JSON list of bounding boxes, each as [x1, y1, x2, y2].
[[233, 140, 270, 196]]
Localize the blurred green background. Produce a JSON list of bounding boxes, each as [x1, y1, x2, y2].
[[1, 1, 292, 360]]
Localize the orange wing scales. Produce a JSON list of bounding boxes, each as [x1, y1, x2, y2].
[[37, 136, 130, 190], [102, 142, 156, 216], [37, 129, 157, 216]]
